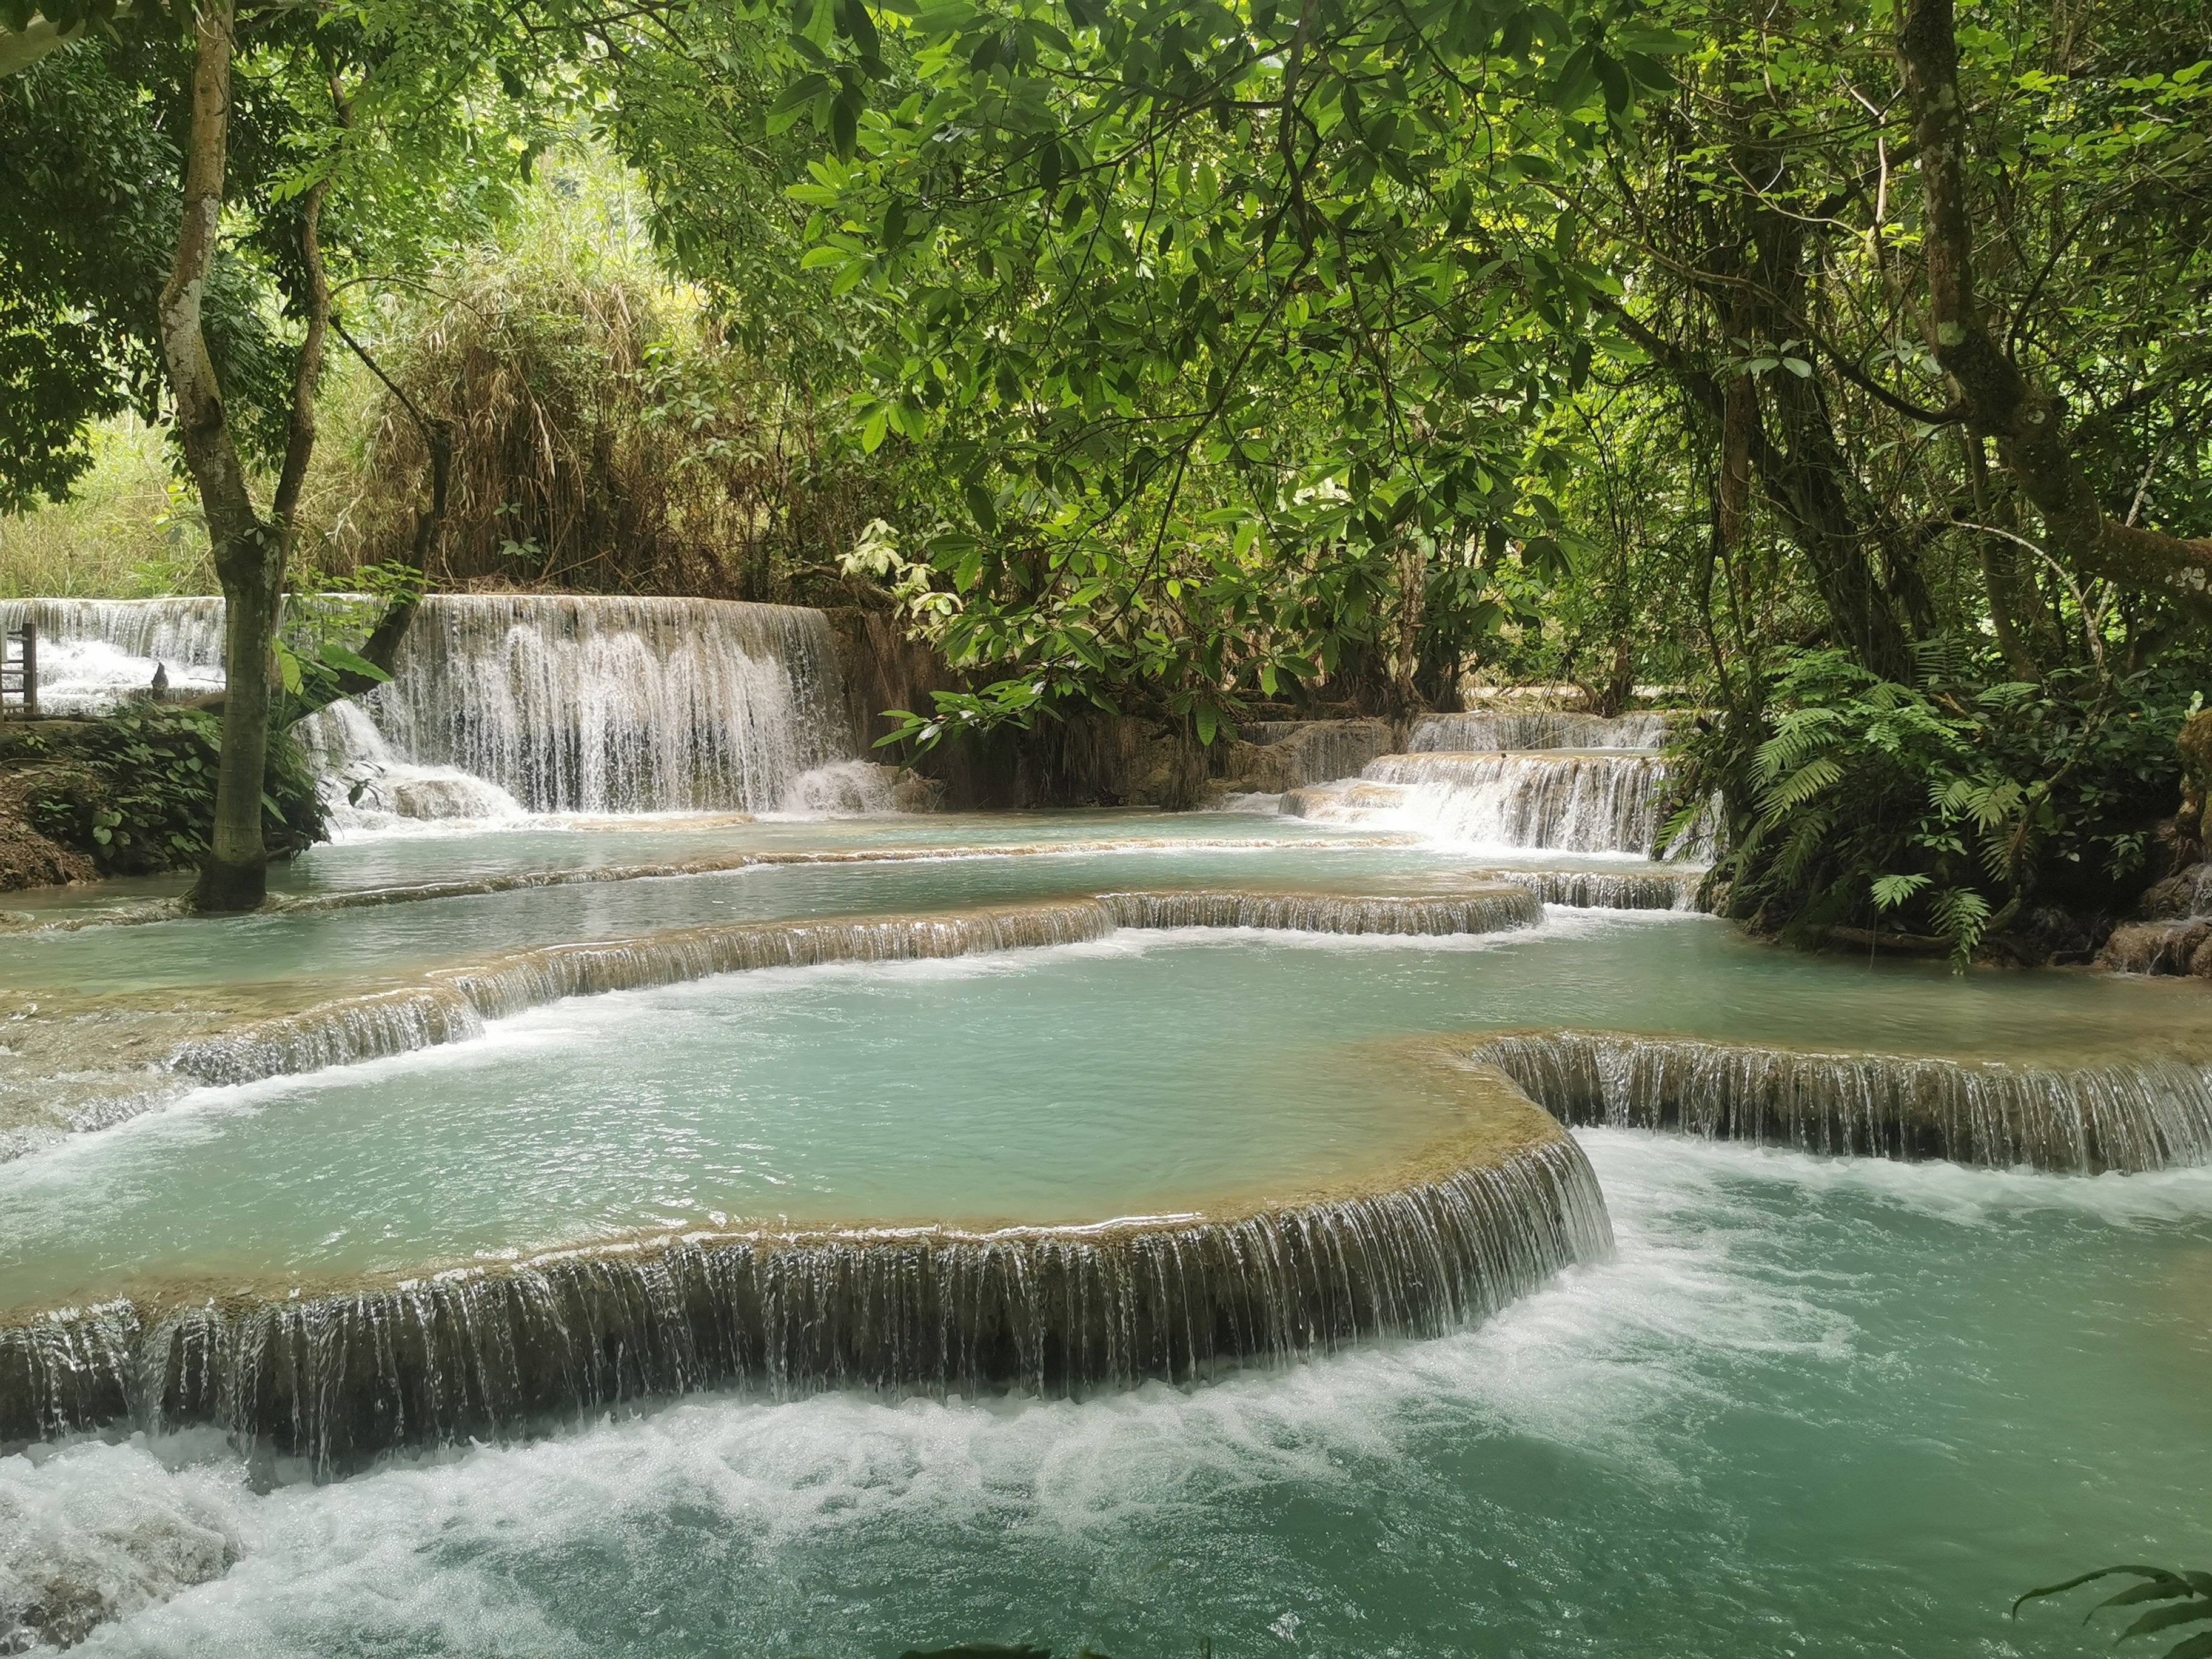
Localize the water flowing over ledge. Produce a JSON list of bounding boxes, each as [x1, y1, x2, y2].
[[0, 834, 1426, 935], [1466, 867, 1704, 911], [2, 594, 862, 815], [1287, 751, 1720, 861], [0, 598, 227, 714], [0, 1088, 1612, 1471], [1469, 1028, 2212, 1173], [344, 595, 857, 813], [1407, 711, 1681, 752], [159, 890, 1541, 1091]]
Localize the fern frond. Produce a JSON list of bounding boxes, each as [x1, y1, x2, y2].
[[1871, 872, 1931, 911], [1757, 754, 1845, 826]]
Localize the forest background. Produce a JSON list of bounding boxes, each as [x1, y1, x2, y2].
[[1, 0, 2208, 953]]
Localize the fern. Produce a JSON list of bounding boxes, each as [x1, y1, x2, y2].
[[1870, 873, 1929, 911], [1756, 753, 1845, 826], [1932, 887, 1993, 967]]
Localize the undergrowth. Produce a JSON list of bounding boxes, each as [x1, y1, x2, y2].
[[19, 705, 326, 876], [1677, 644, 2203, 965]]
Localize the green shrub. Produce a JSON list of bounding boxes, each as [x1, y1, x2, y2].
[[1691, 646, 2203, 964], [23, 705, 326, 877]]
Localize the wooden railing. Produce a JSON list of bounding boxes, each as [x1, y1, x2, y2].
[[1, 620, 37, 720]]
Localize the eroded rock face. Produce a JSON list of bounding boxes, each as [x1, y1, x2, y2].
[[891, 770, 946, 813], [2101, 914, 2212, 977], [0, 774, 96, 894], [2097, 856, 2212, 976]]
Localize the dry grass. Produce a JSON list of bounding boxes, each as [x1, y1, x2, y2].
[[0, 418, 215, 598]]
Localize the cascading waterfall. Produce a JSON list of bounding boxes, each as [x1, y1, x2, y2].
[[0, 1114, 1613, 1470], [1470, 1028, 2212, 1173], [1101, 888, 1540, 935], [330, 595, 858, 814], [1286, 752, 1719, 860], [0, 597, 226, 713], [160, 890, 1544, 1090], [1408, 711, 1680, 752], [7, 594, 866, 817]]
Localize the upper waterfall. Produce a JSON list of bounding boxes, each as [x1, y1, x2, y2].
[[341, 595, 857, 814], [4, 593, 866, 817]]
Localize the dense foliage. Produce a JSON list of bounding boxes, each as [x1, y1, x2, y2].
[[20, 705, 325, 875], [323, 157, 897, 602], [3, 0, 2208, 944], [1689, 647, 2197, 960]]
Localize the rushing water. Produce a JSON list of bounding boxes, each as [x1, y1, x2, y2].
[[4, 1131, 2207, 1655], [2, 594, 862, 816], [1407, 709, 1682, 751], [1284, 751, 1721, 860], [4, 600, 2208, 1654]]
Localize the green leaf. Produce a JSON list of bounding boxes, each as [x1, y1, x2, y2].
[[1870, 873, 1929, 910], [964, 481, 999, 534], [317, 642, 390, 684], [2117, 1599, 2212, 1643]]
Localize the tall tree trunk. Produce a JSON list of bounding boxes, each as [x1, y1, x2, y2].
[[1900, 0, 2212, 618], [157, 0, 330, 911], [1960, 430, 2045, 678]]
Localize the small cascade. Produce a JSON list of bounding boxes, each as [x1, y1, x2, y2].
[[1288, 752, 1718, 860], [1469, 868, 1703, 911], [1471, 1029, 2212, 1173], [0, 597, 225, 713], [1101, 888, 1540, 935], [161, 892, 1547, 1090], [301, 700, 528, 828], [780, 759, 901, 815], [1408, 711, 1680, 752], [0, 1125, 1613, 1470]]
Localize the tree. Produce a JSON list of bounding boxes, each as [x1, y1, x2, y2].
[[733, 0, 1681, 740], [1899, 0, 2212, 619], [2, 0, 555, 907]]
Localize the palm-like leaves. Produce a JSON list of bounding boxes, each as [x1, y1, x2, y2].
[[2016, 1565, 2212, 1656]]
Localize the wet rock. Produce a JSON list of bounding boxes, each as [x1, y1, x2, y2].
[[2100, 917, 2212, 976], [892, 771, 946, 813]]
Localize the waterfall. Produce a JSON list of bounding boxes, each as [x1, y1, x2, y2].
[[0, 1122, 1612, 1471], [1101, 888, 1540, 935], [5, 594, 863, 817], [0, 597, 226, 713], [1285, 752, 1719, 860], [1408, 711, 1680, 752], [337, 595, 857, 814], [161, 891, 1545, 1091], [1471, 1028, 2212, 1173]]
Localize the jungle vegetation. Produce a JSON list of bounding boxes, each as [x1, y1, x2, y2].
[[1, 0, 2207, 953]]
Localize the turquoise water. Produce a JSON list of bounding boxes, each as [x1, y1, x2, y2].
[[8, 915, 2207, 1311], [4, 838, 1637, 997], [10, 1130, 2210, 1657], [1, 810, 1372, 920], [5, 802, 2212, 1655]]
